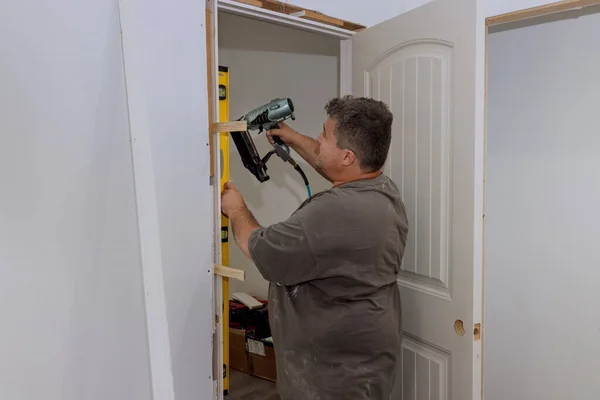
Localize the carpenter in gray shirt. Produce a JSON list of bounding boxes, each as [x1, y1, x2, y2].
[[221, 95, 409, 400]]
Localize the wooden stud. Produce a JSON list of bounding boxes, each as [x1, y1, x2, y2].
[[236, 0, 263, 6], [486, 0, 600, 26], [211, 121, 247, 133], [260, 0, 302, 14], [214, 264, 245, 281], [345, 22, 366, 32]]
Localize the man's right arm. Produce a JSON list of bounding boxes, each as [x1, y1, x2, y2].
[[266, 122, 328, 180]]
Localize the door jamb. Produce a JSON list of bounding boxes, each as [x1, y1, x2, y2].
[[217, 0, 354, 39], [486, 0, 600, 26], [208, 2, 354, 399], [118, 0, 176, 398], [211, 1, 600, 398], [340, 39, 353, 96]]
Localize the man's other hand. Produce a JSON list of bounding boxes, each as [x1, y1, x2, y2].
[[266, 121, 298, 146], [221, 181, 246, 218]]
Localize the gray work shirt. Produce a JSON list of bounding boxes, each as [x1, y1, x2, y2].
[[248, 173, 409, 400]]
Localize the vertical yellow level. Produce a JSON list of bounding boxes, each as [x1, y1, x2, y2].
[[218, 65, 231, 395]]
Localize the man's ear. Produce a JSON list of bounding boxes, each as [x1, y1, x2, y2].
[[341, 149, 356, 167]]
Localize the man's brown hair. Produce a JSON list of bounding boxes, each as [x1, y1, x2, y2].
[[324, 95, 393, 172]]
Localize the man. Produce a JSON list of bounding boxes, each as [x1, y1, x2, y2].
[[221, 95, 409, 399]]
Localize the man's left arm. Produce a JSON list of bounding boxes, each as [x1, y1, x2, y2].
[[228, 205, 261, 260], [222, 181, 317, 285]]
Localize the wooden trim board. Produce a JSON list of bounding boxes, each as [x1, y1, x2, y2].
[[486, 0, 600, 26], [232, 292, 263, 309]]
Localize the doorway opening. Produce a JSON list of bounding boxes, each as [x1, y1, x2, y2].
[[483, 4, 600, 399]]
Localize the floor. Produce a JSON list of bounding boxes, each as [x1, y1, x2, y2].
[[226, 369, 280, 400]]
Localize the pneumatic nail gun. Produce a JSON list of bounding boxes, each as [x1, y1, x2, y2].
[[230, 98, 311, 196]]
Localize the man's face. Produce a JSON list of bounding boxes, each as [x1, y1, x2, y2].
[[315, 118, 341, 171]]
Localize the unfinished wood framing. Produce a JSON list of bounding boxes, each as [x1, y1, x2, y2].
[[214, 264, 245, 281], [232, 0, 365, 31], [486, 0, 600, 26]]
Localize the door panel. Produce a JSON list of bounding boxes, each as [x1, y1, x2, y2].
[[352, 0, 484, 398], [369, 43, 452, 300]]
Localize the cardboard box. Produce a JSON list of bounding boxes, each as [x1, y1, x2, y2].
[[247, 338, 277, 382], [229, 299, 276, 382], [229, 328, 248, 373]]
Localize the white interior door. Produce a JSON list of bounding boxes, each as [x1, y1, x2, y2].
[[352, 0, 485, 398]]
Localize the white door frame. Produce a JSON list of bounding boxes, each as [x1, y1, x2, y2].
[[215, 0, 354, 94], [208, 2, 354, 399], [217, 0, 354, 38], [118, 0, 175, 398], [207, 1, 600, 399]]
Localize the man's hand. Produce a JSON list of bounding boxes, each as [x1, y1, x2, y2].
[[266, 121, 329, 181], [266, 121, 299, 146], [221, 181, 261, 260], [221, 181, 246, 218]]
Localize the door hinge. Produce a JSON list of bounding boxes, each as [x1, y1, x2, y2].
[[474, 323, 481, 341]]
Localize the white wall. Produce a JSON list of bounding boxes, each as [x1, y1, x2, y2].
[[485, 9, 600, 400], [218, 12, 338, 299], [0, 0, 214, 399], [0, 1, 151, 398], [291, 0, 558, 27]]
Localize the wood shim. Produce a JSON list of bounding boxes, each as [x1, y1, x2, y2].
[[486, 0, 600, 26], [211, 121, 247, 133], [214, 264, 245, 281], [234, 0, 366, 31]]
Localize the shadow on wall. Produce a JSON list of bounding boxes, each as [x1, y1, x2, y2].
[[217, 11, 340, 56], [218, 11, 339, 299]]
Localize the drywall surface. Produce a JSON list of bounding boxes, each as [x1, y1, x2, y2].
[[218, 12, 338, 299], [0, 1, 151, 398], [0, 0, 214, 399], [485, 11, 600, 400], [133, 1, 215, 399], [290, 0, 557, 26]]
